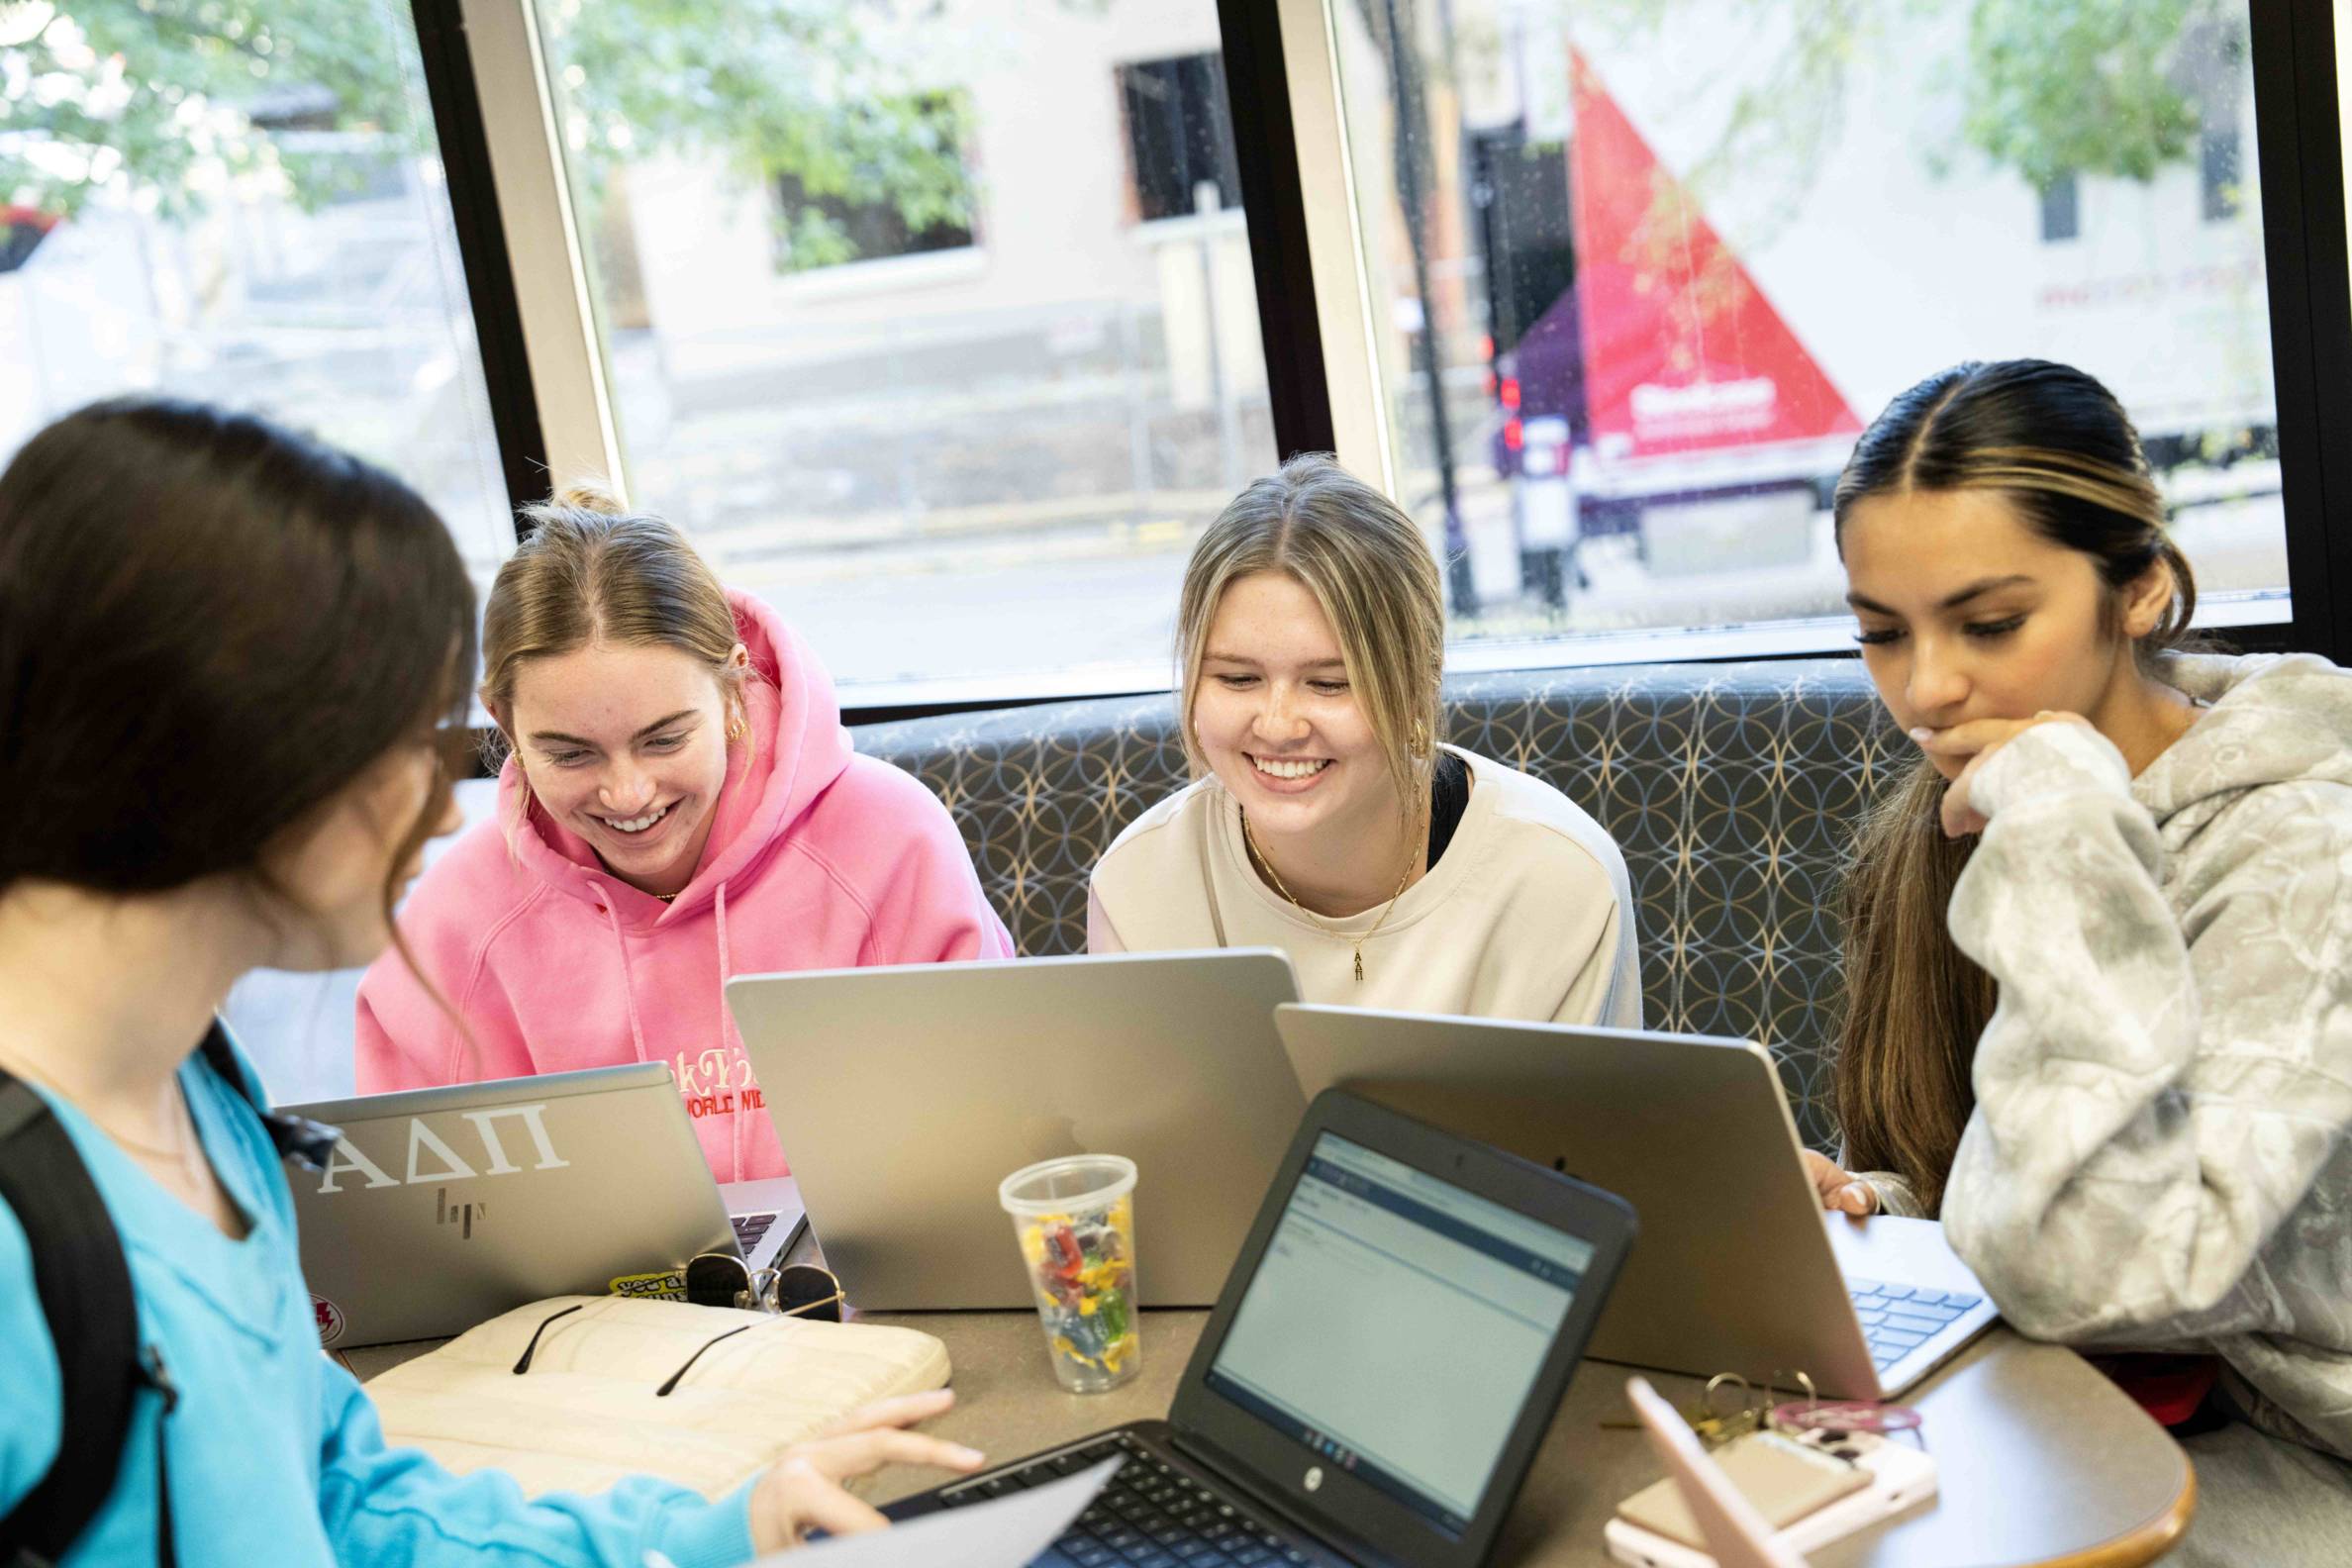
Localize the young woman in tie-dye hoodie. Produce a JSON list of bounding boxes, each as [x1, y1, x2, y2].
[[356, 489, 1012, 1182], [1803, 360, 2352, 1564]]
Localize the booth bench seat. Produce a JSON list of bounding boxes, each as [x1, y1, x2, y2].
[[853, 658, 1903, 1152]]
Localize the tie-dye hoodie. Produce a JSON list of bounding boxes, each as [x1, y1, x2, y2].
[[1929, 651, 2352, 1460], [354, 591, 1013, 1181]]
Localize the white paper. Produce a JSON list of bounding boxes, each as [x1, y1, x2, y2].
[[738, 1457, 1121, 1568]]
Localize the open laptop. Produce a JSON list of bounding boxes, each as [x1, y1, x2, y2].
[[1274, 1006, 1999, 1400], [729, 949, 1307, 1310], [885, 1089, 1637, 1568], [281, 1062, 805, 1347]]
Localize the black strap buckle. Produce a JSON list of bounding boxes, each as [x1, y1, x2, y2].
[[259, 1111, 342, 1173]]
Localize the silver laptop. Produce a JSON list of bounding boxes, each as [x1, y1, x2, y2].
[[1273, 1005, 2000, 1398], [729, 950, 1308, 1311], [282, 1062, 805, 1347]]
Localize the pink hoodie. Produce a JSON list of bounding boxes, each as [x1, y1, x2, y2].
[[354, 591, 1014, 1181]]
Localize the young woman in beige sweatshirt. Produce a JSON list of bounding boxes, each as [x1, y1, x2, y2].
[[1087, 454, 1639, 1028]]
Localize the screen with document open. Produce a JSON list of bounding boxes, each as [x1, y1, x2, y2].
[[1203, 1131, 1597, 1536]]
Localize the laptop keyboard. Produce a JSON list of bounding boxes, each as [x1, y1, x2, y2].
[[936, 1430, 1317, 1568], [730, 1211, 777, 1254], [1848, 1276, 1984, 1370]]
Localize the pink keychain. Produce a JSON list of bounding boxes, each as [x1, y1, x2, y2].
[[1772, 1398, 1925, 1438]]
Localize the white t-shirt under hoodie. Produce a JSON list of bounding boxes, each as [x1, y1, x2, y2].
[[1086, 745, 1642, 1027]]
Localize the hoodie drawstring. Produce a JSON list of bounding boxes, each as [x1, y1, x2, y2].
[[716, 880, 744, 1184], [605, 900, 652, 1066]]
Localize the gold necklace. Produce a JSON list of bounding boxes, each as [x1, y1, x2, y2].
[[1240, 809, 1419, 983], [0, 1046, 201, 1176]]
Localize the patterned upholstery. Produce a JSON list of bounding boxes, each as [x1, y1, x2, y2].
[[851, 660, 1905, 1148]]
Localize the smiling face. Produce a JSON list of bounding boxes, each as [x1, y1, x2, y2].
[[1191, 570, 1403, 846], [1841, 488, 2154, 779], [504, 640, 743, 895]]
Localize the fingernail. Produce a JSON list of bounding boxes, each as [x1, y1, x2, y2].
[[1908, 727, 1934, 742], [952, 1445, 985, 1464]]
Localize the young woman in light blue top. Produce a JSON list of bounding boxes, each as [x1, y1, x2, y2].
[[0, 399, 982, 1564]]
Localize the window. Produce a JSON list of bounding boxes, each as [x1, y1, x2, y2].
[[2203, 129, 2243, 222], [2040, 174, 2081, 243], [531, 0, 1278, 702], [0, 2, 516, 1101], [1121, 52, 1241, 221], [773, 93, 978, 272], [0, 2, 513, 596], [1330, 2, 2285, 666]]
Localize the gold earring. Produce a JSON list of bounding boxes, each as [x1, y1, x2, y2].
[[1408, 718, 1431, 761], [726, 713, 747, 741]]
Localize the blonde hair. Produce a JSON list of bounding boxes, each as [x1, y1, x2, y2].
[[482, 482, 749, 772], [1175, 454, 1445, 814]]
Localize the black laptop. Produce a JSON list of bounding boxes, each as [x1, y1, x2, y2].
[[885, 1088, 1637, 1568]]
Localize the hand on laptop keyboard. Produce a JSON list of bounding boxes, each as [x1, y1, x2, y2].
[[748, 1389, 985, 1553]]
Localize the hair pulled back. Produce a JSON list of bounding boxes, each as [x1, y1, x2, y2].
[[1828, 359, 2202, 1212], [0, 397, 476, 914], [478, 483, 746, 761], [1177, 454, 1445, 814]]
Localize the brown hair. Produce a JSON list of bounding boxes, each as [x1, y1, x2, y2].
[[0, 398, 476, 963], [480, 483, 747, 781], [1829, 359, 2201, 1212], [1175, 454, 1446, 815]]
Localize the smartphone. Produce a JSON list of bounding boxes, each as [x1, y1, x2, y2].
[[1606, 1427, 1939, 1568], [1614, 1427, 1870, 1549]]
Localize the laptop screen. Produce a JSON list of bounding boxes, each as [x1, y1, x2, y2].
[[1202, 1131, 1597, 1538]]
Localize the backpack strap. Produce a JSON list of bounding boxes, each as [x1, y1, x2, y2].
[[0, 1072, 147, 1568], [199, 1025, 340, 1172], [0, 1028, 328, 1567]]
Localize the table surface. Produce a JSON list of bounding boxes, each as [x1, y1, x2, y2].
[[840, 1312, 2193, 1568], [351, 1306, 2194, 1568]]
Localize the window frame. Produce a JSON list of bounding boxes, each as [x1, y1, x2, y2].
[[424, 0, 2351, 721]]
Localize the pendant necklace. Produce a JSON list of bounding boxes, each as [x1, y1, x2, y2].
[[1240, 810, 1418, 983]]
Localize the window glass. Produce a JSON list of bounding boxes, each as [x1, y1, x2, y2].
[[534, 0, 1280, 702], [0, 0, 514, 590], [2, 2, 514, 1100], [773, 91, 978, 271], [1333, 1, 2285, 663]]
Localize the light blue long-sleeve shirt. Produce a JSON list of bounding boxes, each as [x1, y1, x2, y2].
[[0, 1035, 757, 1567]]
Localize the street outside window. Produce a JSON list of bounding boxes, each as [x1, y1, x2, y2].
[[534, 0, 1279, 703], [0, 0, 512, 593], [1333, 0, 2285, 664]]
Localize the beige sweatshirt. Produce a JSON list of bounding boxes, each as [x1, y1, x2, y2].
[[1087, 746, 1641, 1027]]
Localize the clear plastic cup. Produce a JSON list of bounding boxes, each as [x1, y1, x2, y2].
[[999, 1153, 1141, 1393]]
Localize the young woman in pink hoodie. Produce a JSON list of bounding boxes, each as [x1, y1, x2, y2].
[[355, 488, 1014, 1182]]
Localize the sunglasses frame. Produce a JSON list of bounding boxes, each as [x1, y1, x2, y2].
[[683, 1253, 845, 1321]]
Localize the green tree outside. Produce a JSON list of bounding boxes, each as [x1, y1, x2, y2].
[[0, 0, 972, 270]]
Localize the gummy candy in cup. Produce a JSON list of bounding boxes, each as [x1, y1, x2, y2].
[[1000, 1155, 1140, 1393]]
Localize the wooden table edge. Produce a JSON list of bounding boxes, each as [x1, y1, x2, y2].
[[2019, 1456, 2195, 1568]]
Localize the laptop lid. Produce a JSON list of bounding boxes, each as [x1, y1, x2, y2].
[[1165, 1089, 1634, 1568], [280, 1063, 735, 1347], [729, 949, 1307, 1310], [1273, 1005, 1889, 1398]]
